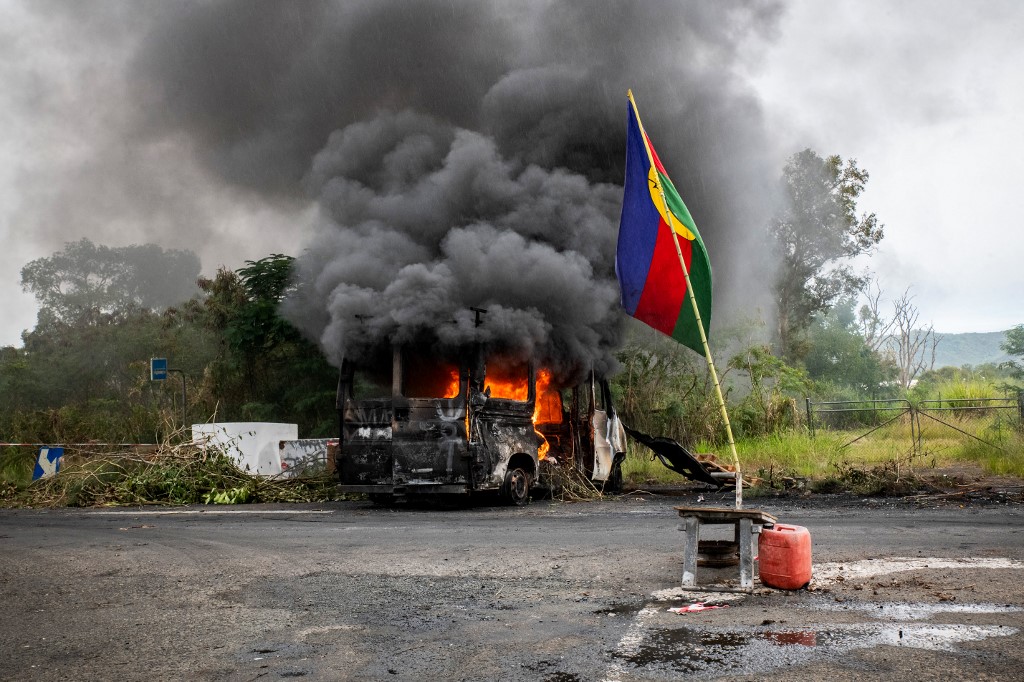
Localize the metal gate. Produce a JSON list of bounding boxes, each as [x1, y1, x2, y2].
[[915, 397, 1022, 458], [807, 394, 1023, 459], [807, 399, 916, 458]]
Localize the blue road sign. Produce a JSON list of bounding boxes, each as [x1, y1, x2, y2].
[[33, 447, 64, 480], [151, 357, 168, 381]]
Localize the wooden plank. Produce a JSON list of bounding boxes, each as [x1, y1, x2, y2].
[[674, 506, 777, 524]]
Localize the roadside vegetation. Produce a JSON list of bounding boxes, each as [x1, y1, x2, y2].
[[0, 430, 340, 508], [2, 151, 1022, 507], [618, 361, 1024, 495], [612, 149, 1023, 494]]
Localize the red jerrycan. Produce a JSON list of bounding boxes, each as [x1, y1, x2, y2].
[[758, 523, 812, 590]]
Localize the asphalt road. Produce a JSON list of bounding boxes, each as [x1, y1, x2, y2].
[[2, 494, 1023, 681]]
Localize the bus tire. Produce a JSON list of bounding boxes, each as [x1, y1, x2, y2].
[[503, 467, 531, 506]]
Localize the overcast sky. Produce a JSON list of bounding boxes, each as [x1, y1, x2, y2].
[[1, 0, 1021, 348], [745, 0, 1024, 335]]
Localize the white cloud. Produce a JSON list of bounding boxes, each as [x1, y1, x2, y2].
[[743, 0, 1024, 333]]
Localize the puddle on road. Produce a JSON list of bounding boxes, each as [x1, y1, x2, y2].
[[614, 626, 826, 674], [528, 668, 582, 682], [613, 622, 1017, 676], [606, 574, 1024, 679]]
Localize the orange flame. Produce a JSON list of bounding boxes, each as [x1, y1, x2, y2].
[[404, 359, 558, 461], [533, 369, 562, 424], [485, 373, 529, 400], [535, 430, 550, 460], [533, 369, 555, 460], [482, 366, 557, 460], [442, 368, 460, 398]]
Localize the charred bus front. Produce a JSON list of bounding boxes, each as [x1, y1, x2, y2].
[[334, 346, 625, 505]]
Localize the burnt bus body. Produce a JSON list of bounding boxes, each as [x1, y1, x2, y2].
[[537, 376, 627, 492], [335, 346, 626, 505], [336, 347, 541, 505]]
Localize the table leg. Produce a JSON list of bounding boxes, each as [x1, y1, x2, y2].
[[682, 516, 699, 587], [739, 518, 753, 589]]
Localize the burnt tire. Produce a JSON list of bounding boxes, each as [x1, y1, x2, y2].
[[503, 467, 531, 506]]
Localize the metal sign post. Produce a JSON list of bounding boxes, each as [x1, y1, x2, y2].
[[150, 358, 187, 427]]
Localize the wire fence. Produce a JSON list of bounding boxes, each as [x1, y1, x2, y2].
[[807, 393, 1024, 461]]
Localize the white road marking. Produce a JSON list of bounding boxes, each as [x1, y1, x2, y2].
[[814, 557, 1024, 584], [602, 605, 659, 682], [87, 509, 335, 515], [835, 601, 1023, 621]]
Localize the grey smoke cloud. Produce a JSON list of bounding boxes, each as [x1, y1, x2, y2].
[[5, 0, 787, 369], [287, 111, 624, 375], [132, 0, 517, 194], [128, 0, 784, 233]]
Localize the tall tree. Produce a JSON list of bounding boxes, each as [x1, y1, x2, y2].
[[857, 279, 898, 353], [1001, 324, 1024, 379], [804, 298, 895, 394], [197, 255, 337, 433], [888, 290, 940, 390], [20, 238, 201, 326], [6, 239, 209, 437], [770, 149, 884, 360]]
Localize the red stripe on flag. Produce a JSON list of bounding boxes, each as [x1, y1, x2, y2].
[[642, 131, 669, 177], [632, 218, 691, 334]]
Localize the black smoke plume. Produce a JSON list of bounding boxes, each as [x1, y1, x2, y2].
[[18, 0, 786, 375], [287, 110, 625, 375]]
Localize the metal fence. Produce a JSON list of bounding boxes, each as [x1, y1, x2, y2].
[[806, 394, 1023, 459]]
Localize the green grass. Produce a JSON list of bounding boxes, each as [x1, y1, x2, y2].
[[948, 427, 1024, 477], [622, 416, 1024, 492], [0, 447, 36, 488], [622, 431, 847, 486], [929, 377, 1000, 405], [730, 431, 847, 479], [621, 441, 693, 486]]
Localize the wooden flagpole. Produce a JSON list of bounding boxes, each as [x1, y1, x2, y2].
[[627, 90, 742, 508]]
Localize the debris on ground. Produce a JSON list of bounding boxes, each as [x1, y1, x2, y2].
[[541, 460, 608, 502], [693, 452, 763, 487], [1, 439, 341, 508], [667, 602, 730, 614]]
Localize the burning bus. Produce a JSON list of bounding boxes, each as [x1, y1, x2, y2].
[[334, 343, 626, 505]]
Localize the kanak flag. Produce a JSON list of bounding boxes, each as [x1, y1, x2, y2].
[[615, 91, 712, 355]]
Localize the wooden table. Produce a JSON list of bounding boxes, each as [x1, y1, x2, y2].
[[674, 506, 778, 592]]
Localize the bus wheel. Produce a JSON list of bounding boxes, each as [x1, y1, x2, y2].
[[503, 467, 531, 506]]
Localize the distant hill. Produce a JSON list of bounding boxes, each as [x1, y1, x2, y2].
[[932, 330, 1012, 368]]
